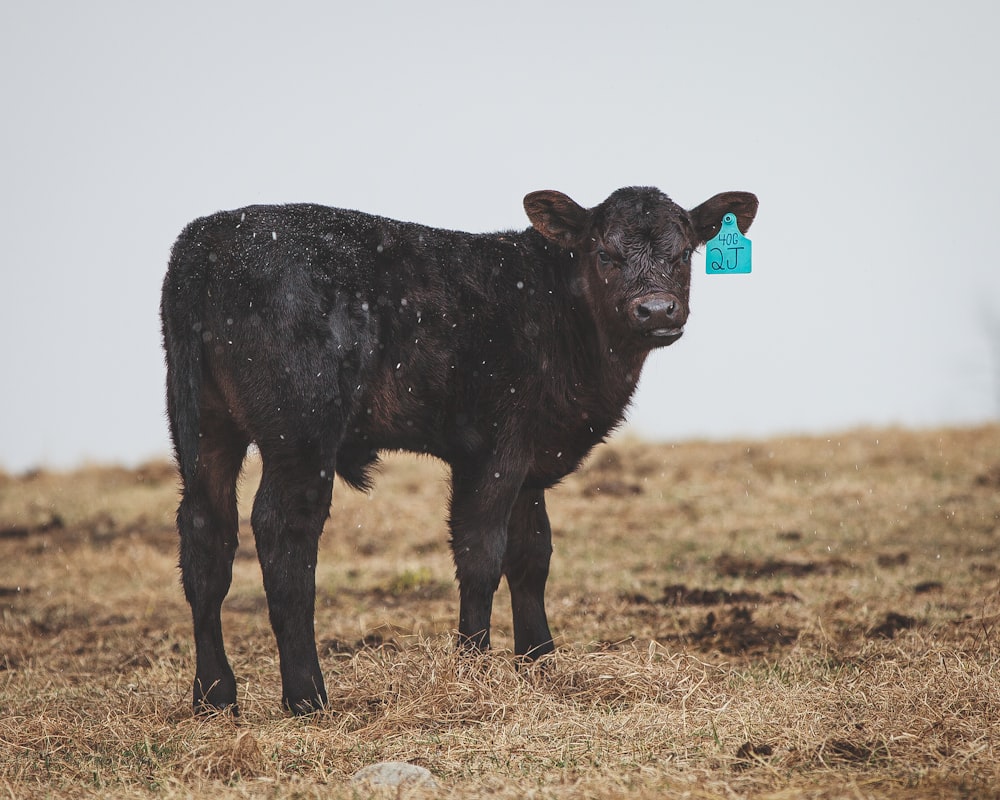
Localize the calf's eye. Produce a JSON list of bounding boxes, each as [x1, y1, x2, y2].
[[597, 250, 612, 266]]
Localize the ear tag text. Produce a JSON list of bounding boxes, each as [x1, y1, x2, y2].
[[705, 213, 752, 275]]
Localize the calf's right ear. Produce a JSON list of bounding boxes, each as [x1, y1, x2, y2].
[[524, 190, 589, 248], [688, 191, 759, 244]]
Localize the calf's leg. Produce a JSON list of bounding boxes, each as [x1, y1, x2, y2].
[[503, 488, 555, 659], [251, 448, 334, 714], [177, 408, 248, 713], [448, 462, 526, 652]]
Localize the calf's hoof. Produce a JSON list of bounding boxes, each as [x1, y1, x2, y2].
[[515, 639, 556, 664], [283, 693, 328, 716], [456, 630, 491, 654], [194, 698, 240, 718], [193, 676, 238, 717], [283, 682, 329, 716]]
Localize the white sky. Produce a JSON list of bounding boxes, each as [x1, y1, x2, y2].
[[1, 1, 998, 472]]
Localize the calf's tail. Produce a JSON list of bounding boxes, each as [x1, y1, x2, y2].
[[160, 228, 208, 487]]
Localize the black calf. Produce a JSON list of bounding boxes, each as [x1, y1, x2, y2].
[[161, 185, 758, 714]]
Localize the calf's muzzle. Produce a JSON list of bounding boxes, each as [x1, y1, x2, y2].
[[628, 293, 687, 344]]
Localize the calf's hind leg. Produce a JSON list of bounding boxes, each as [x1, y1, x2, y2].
[[251, 443, 335, 714], [177, 408, 248, 713]]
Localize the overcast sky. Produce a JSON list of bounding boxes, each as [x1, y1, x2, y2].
[[1, 1, 998, 473]]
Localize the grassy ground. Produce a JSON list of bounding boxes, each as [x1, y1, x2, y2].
[[1, 425, 998, 798]]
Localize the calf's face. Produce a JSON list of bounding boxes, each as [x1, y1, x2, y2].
[[524, 186, 758, 351]]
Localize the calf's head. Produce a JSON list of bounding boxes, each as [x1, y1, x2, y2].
[[524, 186, 758, 350]]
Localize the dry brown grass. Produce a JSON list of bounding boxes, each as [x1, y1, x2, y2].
[[1, 425, 999, 798]]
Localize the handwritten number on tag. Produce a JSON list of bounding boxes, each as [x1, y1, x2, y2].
[[705, 213, 752, 275]]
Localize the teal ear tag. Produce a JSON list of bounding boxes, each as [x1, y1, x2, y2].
[[705, 213, 752, 274]]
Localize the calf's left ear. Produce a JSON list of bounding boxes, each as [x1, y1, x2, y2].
[[524, 190, 589, 248], [688, 191, 759, 244]]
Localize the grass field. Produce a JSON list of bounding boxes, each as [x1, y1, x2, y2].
[[1, 425, 998, 798]]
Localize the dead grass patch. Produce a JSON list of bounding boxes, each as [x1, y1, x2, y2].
[[1, 424, 999, 798]]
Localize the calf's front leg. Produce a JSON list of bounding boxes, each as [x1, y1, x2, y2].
[[504, 488, 555, 659]]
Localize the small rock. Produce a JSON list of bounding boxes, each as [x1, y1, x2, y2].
[[350, 761, 437, 789]]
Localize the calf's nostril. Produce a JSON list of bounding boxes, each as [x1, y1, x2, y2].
[[630, 295, 684, 328]]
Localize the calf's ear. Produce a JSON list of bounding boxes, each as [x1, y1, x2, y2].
[[688, 191, 759, 244], [524, 190, 589, 248]]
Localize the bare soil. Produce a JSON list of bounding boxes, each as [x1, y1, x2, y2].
[[1, 425, 998, 798]]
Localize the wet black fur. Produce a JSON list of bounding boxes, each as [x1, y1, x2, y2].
[[161, 186, 758, 714]]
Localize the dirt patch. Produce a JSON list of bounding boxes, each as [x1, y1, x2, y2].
[[648, 584, 799, 606], [733, 741, 775, 771], [974, 464, 1000, 488], [0, 514, 64, 540], [866, 612, 917, 639], [715, 553, 855, 579], [674, 606, 799, 655], [876, 551, 910, 567]]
